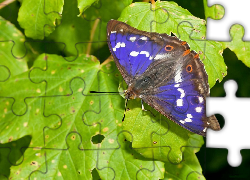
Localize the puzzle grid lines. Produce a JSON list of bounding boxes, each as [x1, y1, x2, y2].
[[1, 0, 250, 179]]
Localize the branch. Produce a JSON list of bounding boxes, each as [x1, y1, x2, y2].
[[0, 0, 16, 10], [86, 18, 100, 55]]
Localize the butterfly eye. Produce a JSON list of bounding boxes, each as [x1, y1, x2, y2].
[[186, 65, 193, 72], [165, 45, 174, 51], [143, 77, 149, 82], [142, 76, 152, 84]]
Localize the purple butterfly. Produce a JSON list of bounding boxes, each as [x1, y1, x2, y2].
[[107, 20, 220, 136]]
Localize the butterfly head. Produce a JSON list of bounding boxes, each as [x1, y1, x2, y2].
[[124, 85, 139, 100]]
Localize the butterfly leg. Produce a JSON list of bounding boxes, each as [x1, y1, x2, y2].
[[141, 100, 156, 117], [141, 99, 147, 112]]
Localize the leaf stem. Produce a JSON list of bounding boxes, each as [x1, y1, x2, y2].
[[0, 0, 16, 10], [101, 56, 113, 67], [86, 18, 100, 55]]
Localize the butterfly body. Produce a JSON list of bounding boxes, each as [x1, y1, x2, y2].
[[107, 20, 220, 136]]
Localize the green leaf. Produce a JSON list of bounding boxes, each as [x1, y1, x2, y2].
[[47, 0, 132, 56], [84, 0, 133, 22], [203, 0, 224, 20], [161, 148, 205, 180], [222, 24, 250, 68], [0, 17, 28, 80], [17, 0, 63, 39], [203, 40, 227, 87], [123, 100, 204, 163], [118, 1, 226, 87], [123, 101, 205, 178], [1, 55, 164, 179], [77, 0, 98, 16], [0, 136, 31, 178]]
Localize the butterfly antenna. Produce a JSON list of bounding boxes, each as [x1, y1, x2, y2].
[[89, 91, 124, 96]]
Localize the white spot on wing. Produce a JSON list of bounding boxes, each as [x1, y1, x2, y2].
[[174, 84, 180, 87], [203, 127, 207, 132], [180, 114, 193, 124], [175, 73, 182, 83], [199, 97, 204, 103], [140, 51, 150, 57], [130, 51, 139, 57], [177, 99, 183, 106], [129, 37, 136, 42], [130, 51, 151, 58], [177, 88, 185, 98], [113, 42, 126, 51], [154, 54, 165, 60], [186, 114, 193, 121], [180, 120, 185, 124], [111, 31, 117, 34], [140, 36, 147, 40], [195, 107, 202, 113], [120, 29, 124, 32], [176, 88, 185, 107]]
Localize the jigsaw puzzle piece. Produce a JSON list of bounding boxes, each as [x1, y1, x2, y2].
[[0, 97, 61, 150], [205, 0, 250, 41], [0, 19, 28, 73], [44, 0, 98, 59], [42, 59, 122, 150], [177, 19, 226, 88], [0, 72, 46, 115], [28, 132, 96, 179], [0, 23, 47, 115], [207, 80, 250, 167], [96, 130, 164, 180], [9, 147, 46, 179], [0, 16, 50, 115], [29, 53, 100, 97], [17, 0, 63, 40], [41, 77, 102, 149], [222, 24, 250, 68], [122, 99, 205, 166], [159, 146, 205, 180], [0, 136, 31, 178], [45, 0, 132, 59], [1, 0, 65, 60]]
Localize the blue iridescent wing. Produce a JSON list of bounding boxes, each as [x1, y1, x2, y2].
[[142, 53, 211, 136], [107, 20, 169, 84]]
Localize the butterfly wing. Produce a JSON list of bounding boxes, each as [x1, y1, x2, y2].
[[107, 20, 220, 136], [107, 20, 176, 85], [141, 51, 216, 136]]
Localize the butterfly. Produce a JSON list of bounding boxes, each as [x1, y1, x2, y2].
[[107, 20, 220, 136]]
